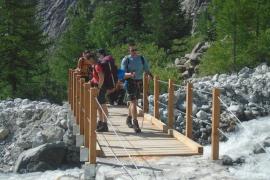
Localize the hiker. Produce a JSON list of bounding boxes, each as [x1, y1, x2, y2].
[[96, 48, 123, 105], [76, 50, 92, 81], [85, 51, 109, 132], [121, 42, 153, 133]]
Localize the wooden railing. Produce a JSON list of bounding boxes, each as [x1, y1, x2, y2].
[[68, 69, 221, 163], [142, 75, 220, 160], [68, 69, 98, 164]]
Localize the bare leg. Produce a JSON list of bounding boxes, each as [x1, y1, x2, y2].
[[130, 100, 137, 120], [128, 101, 132, 117], [101, 104, 108, 122]]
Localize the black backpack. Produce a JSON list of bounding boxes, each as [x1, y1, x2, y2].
[[97, 56, 118, 89]]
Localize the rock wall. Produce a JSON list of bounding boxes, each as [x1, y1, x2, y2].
[[37, 0, 76, 39], [0, 99, 79, 173], [181, 0, 210, 34]]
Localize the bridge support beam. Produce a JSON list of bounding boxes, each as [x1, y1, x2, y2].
[[89, 88, 98, 164], [167, 79, 174, 129], [154, 76, 160, 119], [186, 83, 193, 138], [143, 73, 149, 113], [211, 88, 220, 160]]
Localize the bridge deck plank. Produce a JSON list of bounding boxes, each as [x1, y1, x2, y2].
[[97, 106, 201, 157]]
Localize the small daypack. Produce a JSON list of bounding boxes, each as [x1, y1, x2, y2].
[[97, 55, 118, 89]]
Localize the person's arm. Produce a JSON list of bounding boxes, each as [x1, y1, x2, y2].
[[76, 58, 83, 72], [142, 57, 153, 79], [97, 71, 104, 89]]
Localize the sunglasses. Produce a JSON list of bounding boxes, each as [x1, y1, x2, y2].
[[130, 49, 137, 52]]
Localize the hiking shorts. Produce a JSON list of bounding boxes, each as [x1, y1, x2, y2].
[[90, 83, 107, 105], [97, 86, 107, 105], [126, 79, 143, 101]]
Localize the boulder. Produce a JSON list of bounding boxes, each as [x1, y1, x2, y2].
[[32, 132, 47, 148], [13, 142, 67, 173], [196, 110, 208, 120], [0, 127, 9, 140], [222, 155, 233, 166], [43, 126, 65, 143], [263, 137, 270, 147], [253, 144, 266, 154]]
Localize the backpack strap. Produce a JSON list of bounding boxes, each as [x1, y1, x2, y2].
[[125, 55, 145, 73], [125, 56, 130, 73]]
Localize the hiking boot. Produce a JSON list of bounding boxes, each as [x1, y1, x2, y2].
[[133, 119, 141, 133], [126, 116, 133, 128], [97, 122, 109, 132], [97, 120, 102, 129]]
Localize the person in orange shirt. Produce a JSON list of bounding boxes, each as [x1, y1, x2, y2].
[[76, 50, 92, 81]]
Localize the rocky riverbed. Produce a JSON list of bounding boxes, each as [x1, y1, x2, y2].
[[0, 99, 79, 173], [149, 64, 270, 145]]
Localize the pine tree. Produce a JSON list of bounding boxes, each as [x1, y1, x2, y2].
[[143, 0, 191, 49], [0, 0, 49, 98]]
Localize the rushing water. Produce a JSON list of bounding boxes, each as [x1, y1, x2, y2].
[[1, 117, 269, 180], [205, 116, 270, 179], [0, 168, 82, 180]]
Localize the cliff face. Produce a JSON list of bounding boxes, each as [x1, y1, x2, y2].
[[38, 0, 76, 39], [181, 0, 210, 34], [37, 0, 208, 39]]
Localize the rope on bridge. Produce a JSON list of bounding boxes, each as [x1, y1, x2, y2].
[[157, 79, 186, 88], [95, 98, 141, 176]]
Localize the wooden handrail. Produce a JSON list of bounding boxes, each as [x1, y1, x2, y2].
[[186, 83, 193, 139], [211, 88, 220, 160], [89, 88, 98, 164], [154, 76, 160, 119], [79, 78, 85, 135], [143, 73, 149, 113], [84, 82, 90, 148], [167, 79, 174, 129]]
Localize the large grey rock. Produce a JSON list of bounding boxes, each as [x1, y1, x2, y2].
[[32, 132, 47, 148], [13, 142, 67, 173], [0, 127, 9, 140], [222, 155, 233, 166], [263, 137, 270, 147], [196, 110, 208, 120], [43, 126, 65, 143], [253, 144, 266, 154]]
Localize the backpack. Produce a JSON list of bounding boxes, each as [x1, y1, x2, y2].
[[97, 55, 118, 89]]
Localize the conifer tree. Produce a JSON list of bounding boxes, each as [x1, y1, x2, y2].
[[0, 0, 49, 98]]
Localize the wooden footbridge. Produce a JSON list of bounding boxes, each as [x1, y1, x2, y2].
[[67, 69, 221, 165]]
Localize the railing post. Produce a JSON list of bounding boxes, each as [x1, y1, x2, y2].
[[211, 88, 220, 160], [89, 88, 98, 164], [168, 79, 174, 129], [185, 83, 193, 138], [79, 78, 85, 134], [76, 75, 81, 124], [154, 76, 160, 119], [143, 73, 149, 113], [68, 69, 71, 104], [71, 70, 74, 111], [84, 83, 91, 148], [73, 72, 78, 117]]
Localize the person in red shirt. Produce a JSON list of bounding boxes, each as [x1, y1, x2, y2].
[[85, 52, 109, 132]]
